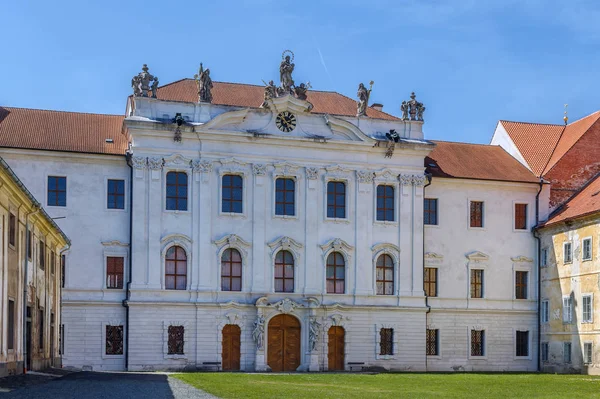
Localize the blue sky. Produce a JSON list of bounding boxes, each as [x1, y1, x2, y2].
[[2, 0, 600, 143]]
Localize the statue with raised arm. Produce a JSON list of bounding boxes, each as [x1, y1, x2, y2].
[[357, 81, 374, 117], [194, 63, 213, 103], [309, 317, 321, 352], [252, 314, 265, 351], [279, 51, 295, 95], [261, 80, 277, 108]]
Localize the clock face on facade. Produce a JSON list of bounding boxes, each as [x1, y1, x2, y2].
[[276, 111, 297, 132]]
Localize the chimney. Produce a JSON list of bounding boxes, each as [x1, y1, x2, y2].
[[370, 103, 384, 112]]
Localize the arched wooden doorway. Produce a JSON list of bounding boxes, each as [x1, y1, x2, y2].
[[328, 326, 345, 371], [267, 314, 301, 372], [222, 324, 241, 371]]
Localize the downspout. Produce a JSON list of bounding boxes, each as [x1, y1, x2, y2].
[[423, 173, 432, 371], [23, 205, 40, 373], [533, 179, 544, 372], [58, 242, 70, 367], [123, 153, 133, 370]]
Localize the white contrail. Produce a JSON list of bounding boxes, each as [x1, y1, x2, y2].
[[312, 34, 334, 87]]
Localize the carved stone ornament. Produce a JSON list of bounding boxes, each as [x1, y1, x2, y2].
[[309, 317, 321, 352], [273, 162, 300, 176], [412, 175, 427, 187], [404, 92, 425, 122], [252, 314, 265, 351], [275, 298, 300, 314], [147, 157, 164, 170], [267, 236, 303, 255], [356, 170, 374, 184], [325, 165, 352, 179], [192, 159, 213, 173], [279, 50, 296, 95], [163, 154, 192, 168], [356, 81, 374, 117], [219, 158, 248, 173], [131, 156, 147, 170], [375, 168, 398, 182], [320, 238, 354, 256], [194, 63, 213, 103], [399, 174, 413, 186], [305, 167, 319, 180], [252, 163, 267, 176], [511, 255, 534, 263], [131, 64, 158, 98], [262, 51, 312, 105], [214, 234, 251, 249], [331, 314, 349, 327], [466, 251, 490, 263]]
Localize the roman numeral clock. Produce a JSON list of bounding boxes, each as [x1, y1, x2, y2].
[[276, 111, 297, 132]]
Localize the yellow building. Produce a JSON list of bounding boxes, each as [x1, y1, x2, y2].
[[539, 175, 600, 374], [0, 156, 69, 376]]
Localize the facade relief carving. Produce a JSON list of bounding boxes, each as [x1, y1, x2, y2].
[[356, 170, 374, 184], [252, 163, 267, 176], [192, 159, 213, 173], [147, 157, 164, 170], [305, 167, 319, 180], [309, 317, 321, 352], [131, 156, 147, 170], [131, 64, 159, 98]]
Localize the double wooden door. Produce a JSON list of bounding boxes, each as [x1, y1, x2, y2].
[[328, 326, 345, 371], [222, 324, 241, 371], [267, 314, 301, 372]]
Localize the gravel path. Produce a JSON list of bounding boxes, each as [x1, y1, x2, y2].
[[0, 371, 218, 399]]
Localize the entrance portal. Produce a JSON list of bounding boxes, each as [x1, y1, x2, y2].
[[327, 326, 345, 371], [267, 314, 301, 372], [222, 324, 241, 371]]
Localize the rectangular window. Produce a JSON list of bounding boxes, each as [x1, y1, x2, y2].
[[564, 342, 572, 363], [379, 328, 394, 356], [168, 325, 184, 355], [107, 179, 125, 210], [470, 269, 484, 298], [564, 242, 572, 263], [47, 176, 66, 206], [327, 181, 346, 219], [515, 271, 528, 299], [471, 330, 485, 356], [541, 248, 548, 267], [514, 203, 528, 230], [275, 178, 295, 216], [583, 294, 593, 323], [222, 174, 243, 213], [27, 230, 32, 260], [563, 296, 573, 323], [166, 172, 188, 211], [469, 201, 484, 228], [584, 342, 593, 364], [9, 213, 15, 247], [424, 267, 438, 297], [8, 299, 14, 350], [105, 325, 124, 355], [541, 342, 549, 362], [59, 324, 64, 355], [541, 300, 549, 323], [583, 238, 592, 261], [516, 330, 529, 357], [376, 185, 394, 221], [426, 329, 439, 356], [61, 255, 66, 288], [51, 251, 55, 275], [39, 308, 44, 351], [106, 257, 124, 289], [424, 198, 438, 225], [39, 240, 45, 270]]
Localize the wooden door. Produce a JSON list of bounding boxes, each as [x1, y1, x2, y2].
[[267, 314, 301, 372], [328, 326, 345, 371], [222, 324, 241, 371]]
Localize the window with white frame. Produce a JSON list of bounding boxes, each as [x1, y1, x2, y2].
[[541, 300, 549, 323], [541, 248, 548, 268], [584, 342, 593, 364], [541, 342, 549, 362], [516, 330, 529, 357], [563, 242, 573, 264], [582, 294, 593, 323], [582, 238, 592, 261], [470, 329, 485, 357], [564, 342, 572, 363], [563, 296, 573, 323]]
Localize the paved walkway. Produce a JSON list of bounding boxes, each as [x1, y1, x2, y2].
[[0, 371, 217, 398]]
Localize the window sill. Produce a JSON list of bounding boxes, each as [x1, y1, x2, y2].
[[514, 356, 532, 361], [164, 210, 190, 214], [468, 356, 488, 360], [426, 354, 442, 359], [219, 212, 246, 219], [582, 258, 593, 262], [512, 229, 529, 233], [106, 208, 127, 212], [325, 217, 350, 224], [468, 226, 485, 231], [424, 223, 440, 229], [164, 354, 187, 360], [273, 214, 299, 221], [375, 355, 396, 360], [581, 321, 594, 324], [102, 353, 125, 360], [374, 220, 397, 227]]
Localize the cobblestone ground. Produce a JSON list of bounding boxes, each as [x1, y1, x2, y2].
[[0, 371, 217, 399]]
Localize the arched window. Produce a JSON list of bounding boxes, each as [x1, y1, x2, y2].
[[376, 254, 394, 295], [326, 252, 345, 294], [166, 172, 188, 211], [221, 248, 242, 291], [275, 250, 294, 293], [165, 246, 187, 290]]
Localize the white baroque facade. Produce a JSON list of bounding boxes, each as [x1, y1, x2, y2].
[[0, 64, 548, 372]]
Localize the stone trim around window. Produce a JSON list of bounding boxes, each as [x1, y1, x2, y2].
[[163, 320, 188, 360]]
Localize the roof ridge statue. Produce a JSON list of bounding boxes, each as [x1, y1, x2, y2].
[[194, 63, 213, 103], [402, 92, 425, 121], [357, 81, 374, 117], [278, 50, 295, 96], [260, 51, 312, 109], [131, 64, 159, 98]]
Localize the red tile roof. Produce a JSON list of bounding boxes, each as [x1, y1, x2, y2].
[[155, 80, 400, 121], [543, 111, 600, 175], [499, 121, 564, 176], [0, 107, 126, 156], [544, 174, 600, 226], [426, 140, 539, 183]]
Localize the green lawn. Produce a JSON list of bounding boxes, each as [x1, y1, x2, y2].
[[174, 372, 600, 398]]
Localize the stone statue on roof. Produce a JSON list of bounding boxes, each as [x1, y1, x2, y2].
[[194, 63, 213, 103], [400, 101, 409, 120], [279, 51, 295, 95], [261, 80, 277, 108], [357, 81, 374, 117], [294, 82, 310, 101], [131, 64, 158, 98]]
